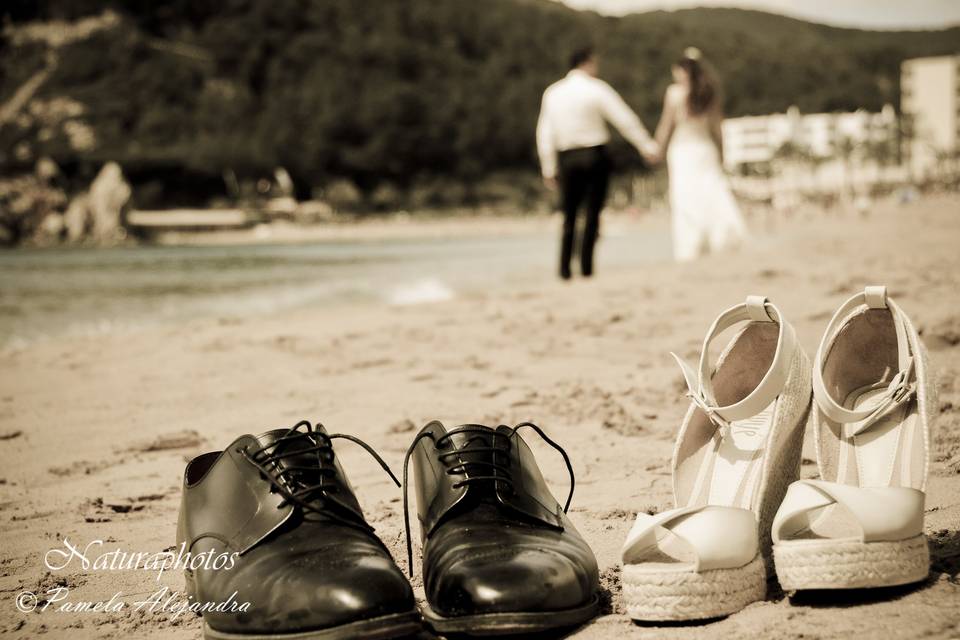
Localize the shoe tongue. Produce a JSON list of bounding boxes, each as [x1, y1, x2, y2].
[[255, 426, 326, 449], [255, 427, 330, 492], [252, 427, 365, 523], [446, 424, 495, 447], [445, 425, 504, 501]]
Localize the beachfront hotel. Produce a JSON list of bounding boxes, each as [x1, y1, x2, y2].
[[901, 54, 960, 179], [720, 105, 898, 170]]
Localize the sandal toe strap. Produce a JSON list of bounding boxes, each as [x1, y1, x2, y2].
[[773, 479, 924, 544], [621, 505, 758, 571]]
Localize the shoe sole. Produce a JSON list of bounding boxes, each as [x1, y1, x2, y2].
[[421, 595, 599, 636], [774, 533, 929, 590], [203, 610, 422, 640], [621, 554, 766, 621]]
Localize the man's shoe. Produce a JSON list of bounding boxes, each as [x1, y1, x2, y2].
[[176, 420, 420, 640], [402, 421, 599, 636]]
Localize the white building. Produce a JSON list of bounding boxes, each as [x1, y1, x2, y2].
[[901, 55, 960, 179], [722, 105, 898, 170]]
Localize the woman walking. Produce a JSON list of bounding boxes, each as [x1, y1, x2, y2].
[[653, 47, 747, 261]]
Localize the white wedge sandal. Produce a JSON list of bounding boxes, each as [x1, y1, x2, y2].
[[621, 296, 812, 621], [773, 286, 936, 590]]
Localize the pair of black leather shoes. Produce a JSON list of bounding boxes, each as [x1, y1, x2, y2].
[[177, 420, 599, 639]]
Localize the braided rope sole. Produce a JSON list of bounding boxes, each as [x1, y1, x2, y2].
[[774, 534, 929, 590], [622, 554, 766, 621]]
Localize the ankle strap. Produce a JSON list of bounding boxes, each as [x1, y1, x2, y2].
[[672, 296, 797, 429], [812, 286, 916, 435]]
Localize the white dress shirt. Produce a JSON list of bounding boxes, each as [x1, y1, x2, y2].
[[536, 69, 656, 179]]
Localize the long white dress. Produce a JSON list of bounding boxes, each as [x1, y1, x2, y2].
[[666, 86, 747, 262]]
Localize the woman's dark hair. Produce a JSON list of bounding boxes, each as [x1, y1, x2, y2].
[[676, 53, 719, 116], [569, 46, 595, 70]]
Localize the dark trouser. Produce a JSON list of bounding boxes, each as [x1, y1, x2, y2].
[[557, 145, 610, 279]]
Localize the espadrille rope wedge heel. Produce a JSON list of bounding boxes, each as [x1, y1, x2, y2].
[[621, 296, 811, 621], [773, 286, 936, 591]]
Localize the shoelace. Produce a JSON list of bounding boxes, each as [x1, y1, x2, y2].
[[241, 420, 400, 521], [401, 421, 575, 576]]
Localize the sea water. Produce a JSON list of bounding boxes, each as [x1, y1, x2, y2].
[[0, 226, 669, 348]]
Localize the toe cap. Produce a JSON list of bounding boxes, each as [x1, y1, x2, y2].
[[202, 541, 414, 633], [430, 545, 593, 616]]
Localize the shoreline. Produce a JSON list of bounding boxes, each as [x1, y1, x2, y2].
[[1, 206, 672, 250], [142, 206, 668, 247], [0, 211, 673, 352]]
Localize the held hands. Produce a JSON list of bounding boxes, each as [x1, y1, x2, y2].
[[642, 142, 662, 166]]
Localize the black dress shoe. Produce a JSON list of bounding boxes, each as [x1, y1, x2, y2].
[[176, 420, 420, 640], [402, 421, 599, 635]]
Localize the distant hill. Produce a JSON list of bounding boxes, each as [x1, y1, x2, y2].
[[2, 0, 958, 201], [608, 7, 960, 118]]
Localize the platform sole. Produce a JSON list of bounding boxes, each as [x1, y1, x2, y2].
[[622, 554, 766, 621], [774, 533, 929, 590]]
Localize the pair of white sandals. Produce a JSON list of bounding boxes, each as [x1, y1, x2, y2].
[[621, 286, 935, 621]]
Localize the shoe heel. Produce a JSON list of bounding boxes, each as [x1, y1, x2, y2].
[[757, 347, 811, 575]]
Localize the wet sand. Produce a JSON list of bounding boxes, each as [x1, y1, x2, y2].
[[1, 194, 959, 639]]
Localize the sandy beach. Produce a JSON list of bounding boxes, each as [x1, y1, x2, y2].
[[1, 195, 959, 639]]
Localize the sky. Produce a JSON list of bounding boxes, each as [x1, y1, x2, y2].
[[556, 0, 960, 30]]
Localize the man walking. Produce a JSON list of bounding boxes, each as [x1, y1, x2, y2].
[[536, 46, 659, 279]]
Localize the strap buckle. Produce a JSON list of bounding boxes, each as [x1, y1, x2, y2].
[[686, 388, 731, 437], [889, 367, 916, 405], [847, 359, 916, 437], [673, 351, 733, 438]]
